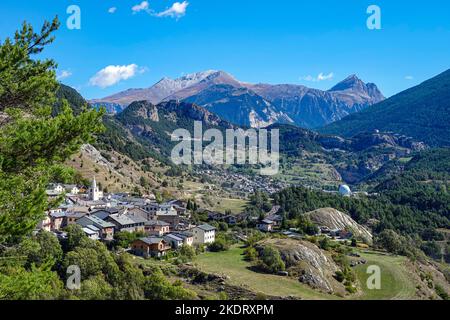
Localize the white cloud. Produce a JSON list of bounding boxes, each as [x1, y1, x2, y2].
[[131, 1, 189, 19], [300, 72, 334, 82], [132, 1, 150, 13], [405, 75, 414, 80], [108, 7, 117, 14], [57, 70, 72, 80], [317, 72, 334, 81], [156, 1, 189, 18], [89, 64, 145, 88]]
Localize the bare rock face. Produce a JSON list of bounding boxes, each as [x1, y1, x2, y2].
[[257, 238, 344, 293], [81, 144, 112, 168], [78, 144, 126, 179], [305, 208, 373, 243], [134, 102, 159, 122], [183, 84, 293, 128]]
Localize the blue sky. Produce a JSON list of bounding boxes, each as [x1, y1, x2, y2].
[[1, 0, 450, 99]]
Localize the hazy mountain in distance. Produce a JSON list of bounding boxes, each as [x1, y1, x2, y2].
[[90, 70, 224, 106], [245, 75, 384, 128]]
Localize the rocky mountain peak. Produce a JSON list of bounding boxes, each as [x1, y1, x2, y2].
[[153, 70, 221, 92], [329, 74, 366, 92], [327, 75, 385, 107]]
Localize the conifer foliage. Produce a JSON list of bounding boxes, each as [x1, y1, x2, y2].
[[0, 17, 104, 245]]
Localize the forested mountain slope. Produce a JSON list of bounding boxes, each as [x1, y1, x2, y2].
[[320, 70, 450, 147]]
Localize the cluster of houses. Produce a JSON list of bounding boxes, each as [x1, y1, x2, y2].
[[39, 177, 357, 259], [193, 168, 287, 197], [38, 178, 216, 258], [131, 224, 216, 258]]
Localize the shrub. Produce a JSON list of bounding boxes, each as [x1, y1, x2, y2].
[[421, 241, 443, 260], [243, 247, 258, 262], [256, 246, 285, 274], [435, 284, 449, 300], [319, 237, 330, 251], [334, 271, 345, 283], [209, 238, 230, 252], [179, 245, 196, 261]]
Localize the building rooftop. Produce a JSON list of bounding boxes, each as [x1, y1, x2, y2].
[[82, 227, 98, 235], [108, 213, 136, 226], [127, 214, 147, 224], [128, 207, 149, 215], [86, 225, 100, 232], [50, 212, 66, 219], [195, 224, 216, 232], [164, 234, 183, 241], [65, 211, 88, 219], [145, 220, 170, 227], [64, 184, 79, 190], [92, 209, 117, 220], [139, 237, 164, 245], [172, 231, 193, 239], [77, 215, 115, 229]]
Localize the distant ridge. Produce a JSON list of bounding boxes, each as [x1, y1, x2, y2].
[[320, 69, 450, 147], [90, 70, 222, 106]]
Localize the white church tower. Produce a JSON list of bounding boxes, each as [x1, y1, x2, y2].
[[89, 177, 103, 201]]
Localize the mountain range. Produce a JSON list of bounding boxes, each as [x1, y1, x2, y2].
[[321, 69, 450, 147], [60, 66, 450, 188], [91, 70, 384, 128], [60, 67, 450, 188]]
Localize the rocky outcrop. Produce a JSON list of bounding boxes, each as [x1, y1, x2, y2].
[[80, 144, 115, 170], [305, 208, 373, 243], [319, 131, 427, 153], [350, 132, 427, 152], [120, 100, 236, 129], [256, 238, 344, 293]]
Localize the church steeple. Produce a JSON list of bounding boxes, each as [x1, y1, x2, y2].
[[89, 176, 102, 201]]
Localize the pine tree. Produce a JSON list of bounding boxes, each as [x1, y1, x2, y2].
[[0, 17, 105, 300], [0, 18, 104, 246]]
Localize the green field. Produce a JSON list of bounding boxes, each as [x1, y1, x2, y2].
[[195, 246, 335, 300], [354, 251, 417, 300], [195, 246, 418, 300], [207, 197, 248, 214]]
